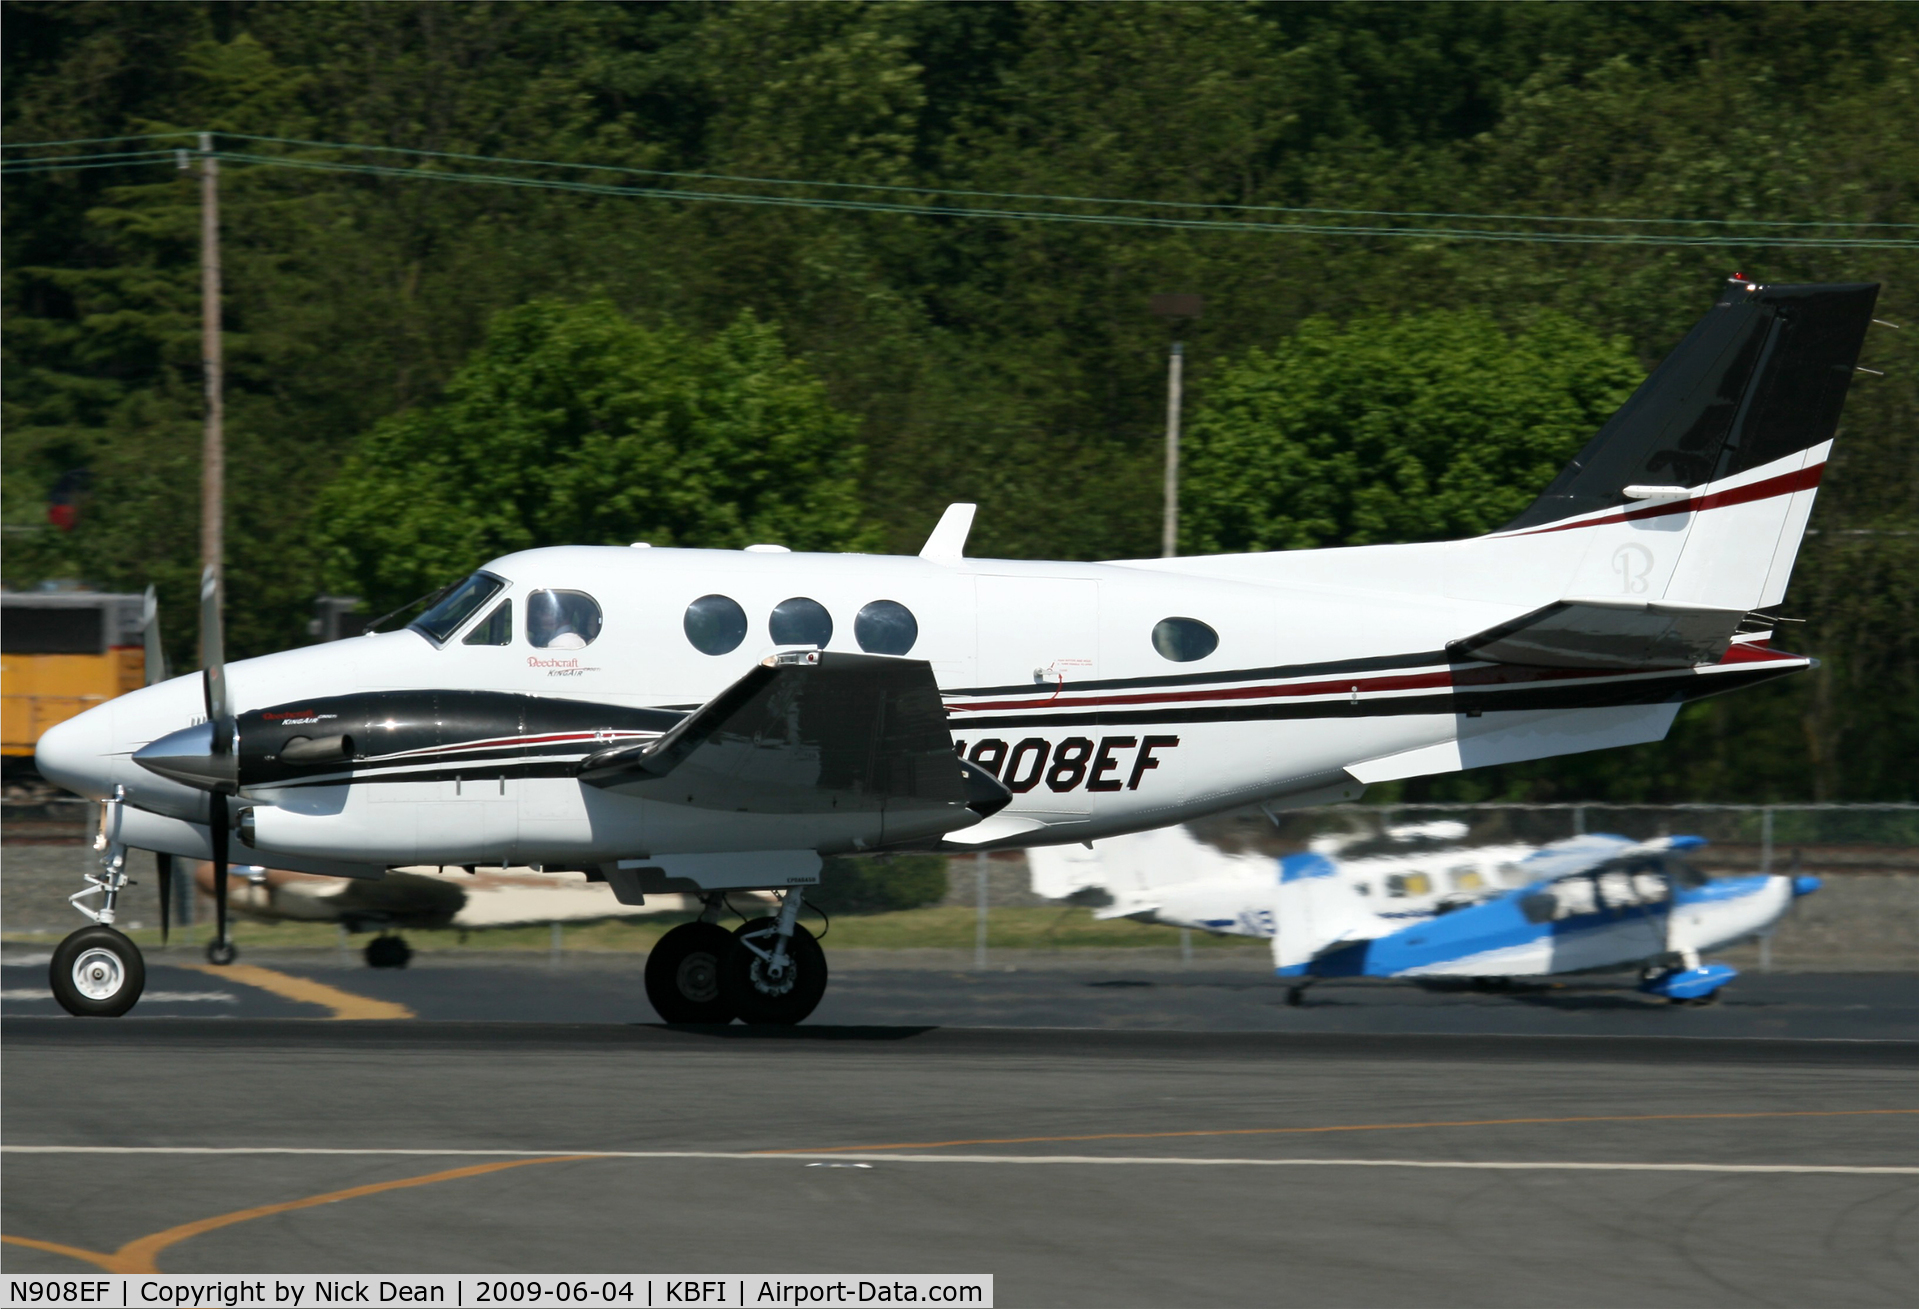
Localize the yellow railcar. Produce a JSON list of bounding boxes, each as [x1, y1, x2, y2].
[[2, 592, 146, 757]]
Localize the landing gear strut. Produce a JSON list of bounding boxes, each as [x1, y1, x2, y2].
[[721, 888, 827, 1025], [51, 792, 147, 1016]]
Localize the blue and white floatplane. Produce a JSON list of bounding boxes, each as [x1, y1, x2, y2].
[[1028, 825, 1820, 1006]]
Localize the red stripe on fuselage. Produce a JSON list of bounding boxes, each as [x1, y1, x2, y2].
[[1505, 462, 1824, 537], [948, 648, 1801, 716]]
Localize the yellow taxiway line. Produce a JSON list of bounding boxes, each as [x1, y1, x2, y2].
[[1, 1156, 589, 1273], [184, 963, 414, 1020], [8, 1109, 1915, 1274]]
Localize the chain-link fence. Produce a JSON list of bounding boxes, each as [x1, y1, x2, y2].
[[1256, 803, 1919, 877]]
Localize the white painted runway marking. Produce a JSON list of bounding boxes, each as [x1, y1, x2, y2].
[[4, 1146, 1914, 1176]]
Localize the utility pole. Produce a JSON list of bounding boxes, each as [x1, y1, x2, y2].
[[199, 132, 224, 622], [974, 851, 989, 970], [1150, 294, 1203, 558], [1162, 341, 1183, 558]]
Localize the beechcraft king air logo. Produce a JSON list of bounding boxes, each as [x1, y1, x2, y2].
[[1613, 543, 1654, 594], [527, 655, 600, 678]]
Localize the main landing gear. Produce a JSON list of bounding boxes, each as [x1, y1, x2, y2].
[[645, 889, 828, 1026]]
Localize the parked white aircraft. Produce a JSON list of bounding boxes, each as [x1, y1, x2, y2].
[[36, 277, 1881, 1022], [189, 860, 695, 968], [1028, 819, 1525, 935]]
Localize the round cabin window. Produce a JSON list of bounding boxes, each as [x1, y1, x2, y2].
[[769, 597, 833, 648], [855, 600, 918, 656], [1152, 617, 1218, 662], [684, 594, 748, 656]]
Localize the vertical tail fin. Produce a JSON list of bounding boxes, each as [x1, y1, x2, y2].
[[1272, 851, 1385, 974], [1504, 279, 1879, 535], [1456, 280, 1880, 614]]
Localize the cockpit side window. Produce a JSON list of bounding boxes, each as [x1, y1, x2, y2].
[[527, 590, 602, 650], [462, 600, 513, 646], [411, 573, 505, 646]]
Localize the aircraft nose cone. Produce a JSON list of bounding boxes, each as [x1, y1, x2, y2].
[[1792, 874, 1822, 897], [133, 721, 236, 792], [35, 703, 115, 800]]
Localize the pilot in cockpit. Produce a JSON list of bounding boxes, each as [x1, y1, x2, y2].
[[528, 589, 588, 650]]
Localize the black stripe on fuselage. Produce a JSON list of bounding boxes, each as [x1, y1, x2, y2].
[[951, 662, 1796, 731], [272, 758, 590, 790], [349, 738, 659, 773]]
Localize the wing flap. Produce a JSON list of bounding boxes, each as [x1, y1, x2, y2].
[[1448, 598, 1746, 671], [577, 651, 1002, 824]]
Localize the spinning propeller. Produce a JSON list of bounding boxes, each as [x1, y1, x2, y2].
[[140, 586, 177, 945], [200, 567, 238, 966]]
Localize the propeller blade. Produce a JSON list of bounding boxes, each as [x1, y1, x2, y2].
[[157, 852, 173, 945], [142, 585, 168, 686], [209, 791, 230, 962], [200, 566, 228, 725]]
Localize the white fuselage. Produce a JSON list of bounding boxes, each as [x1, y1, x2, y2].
[[38, 443, 1816, 887]]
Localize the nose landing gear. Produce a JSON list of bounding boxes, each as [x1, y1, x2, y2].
[[50, 924, 146, 1017], [52, 810, 146, 1016]]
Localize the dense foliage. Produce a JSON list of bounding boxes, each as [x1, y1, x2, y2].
[[316, 301, 875, 605], [4, 2, 1914, 800], [1183, 311, 1642, 552], [811, 854, 951, 916]]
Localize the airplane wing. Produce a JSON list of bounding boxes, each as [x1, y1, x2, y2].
[[576, 650, 1009, 820], [1515, 832, 1703, 880], [1448, 598, 1748, 671]]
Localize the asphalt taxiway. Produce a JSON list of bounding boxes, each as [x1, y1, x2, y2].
[[3, 960, 1916, 1305], [6, 951, 1919, 1035]]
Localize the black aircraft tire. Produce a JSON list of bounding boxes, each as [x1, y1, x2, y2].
[[205, 939, 238, 966], [50, 925, 145, 1017], [720, 918, 827, 1026], [644, 922, 740, 1024], [364, 935, 412, 969]]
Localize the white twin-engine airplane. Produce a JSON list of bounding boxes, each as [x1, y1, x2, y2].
[[36, 277, 1881, 1023]]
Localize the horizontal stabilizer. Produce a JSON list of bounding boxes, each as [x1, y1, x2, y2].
[[577, 652, 1004, 824], [1448, 598, 1746, 671]]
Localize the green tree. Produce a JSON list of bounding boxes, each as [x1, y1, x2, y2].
[[1181, 310, 1643, 553], [316, 300, 877, 611], [4, 1, 1913, 798]]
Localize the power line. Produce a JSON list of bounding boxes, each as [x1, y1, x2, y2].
[[9, 129, 1912, 231], [0, 131, 198, 150], [214, 150, 1919, 247], [203, 131, 1919, 232], [4, 139, 1914, 249]]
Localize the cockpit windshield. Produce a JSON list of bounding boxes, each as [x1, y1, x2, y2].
[[410, 572, 505, 645]]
